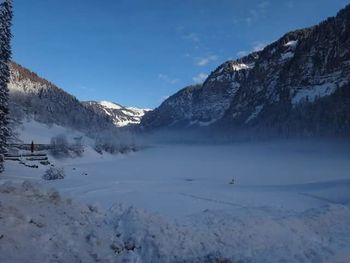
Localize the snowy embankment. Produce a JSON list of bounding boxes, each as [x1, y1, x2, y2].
[[0, 181, 116, 263], [1, 181, 350, 263]]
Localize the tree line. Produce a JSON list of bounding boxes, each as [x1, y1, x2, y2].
[[0, 0, 13, 172]]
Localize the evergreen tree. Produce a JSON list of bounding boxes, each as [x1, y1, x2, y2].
[[0, 0, 13, 172]]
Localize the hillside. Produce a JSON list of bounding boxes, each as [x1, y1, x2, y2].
[[8, 62, 116, 136]]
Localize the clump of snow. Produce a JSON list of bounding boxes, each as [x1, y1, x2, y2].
[[99, 100, 122, 110], [126, 107, 152, 115], [102, 108, 112, 116], [280, 51, 295, 61], [292, 83, 337, 105], [247, 62, 256, 68], [284, 40, 298, 48], [245, 105, 264, 123], [279, 40, 298, 62], [42, 167, 65, 180], [231, 63, 251, 71], [190, 119, 218, 127]]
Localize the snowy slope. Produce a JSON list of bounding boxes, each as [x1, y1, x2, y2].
[[13, 119, 91, 145], [83, 101, 151, 127]]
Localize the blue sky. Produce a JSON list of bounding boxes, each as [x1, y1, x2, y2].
[[12, 0, 349, 108]]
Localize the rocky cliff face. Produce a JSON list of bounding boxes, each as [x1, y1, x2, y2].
[[141, 5, 350, 137]]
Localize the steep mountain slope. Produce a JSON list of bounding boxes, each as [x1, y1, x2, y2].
[[83, 101, 151, 127], [142, 5, 350, 137], [8, 62, 116, 135]]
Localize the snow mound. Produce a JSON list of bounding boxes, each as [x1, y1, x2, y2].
[[0, 181, 117, 263], [1, 181, 350, 263]]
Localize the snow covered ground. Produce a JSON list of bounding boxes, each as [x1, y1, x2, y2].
[[5, 141, 350, 220], [1, 140, 350, 262]]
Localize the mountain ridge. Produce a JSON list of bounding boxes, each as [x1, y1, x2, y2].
[[141, 4, 350, 137], [83, 100, 151, 127], [8, 62, 115, 134], [7, 62, 145, 137]]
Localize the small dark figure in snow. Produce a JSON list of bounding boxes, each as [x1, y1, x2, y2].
[[31, 141, 34, 153], [229, 178, 235, 185]]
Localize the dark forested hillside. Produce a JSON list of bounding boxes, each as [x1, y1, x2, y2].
[[8, 62, 116, 134]]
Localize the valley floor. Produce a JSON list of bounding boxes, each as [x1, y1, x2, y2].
[[1, 141, 350, 262]]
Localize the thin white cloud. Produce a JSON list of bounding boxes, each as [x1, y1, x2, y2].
[[158, 74, 179, 85], [183, 32, 200, 43], [286, 1, 294, 9], [245, 1, 270, 25], [258, 1, 270, 10], [77, 84, 95, 93], [252, 41, 266, 52], [195, 55, 218, 66], [237, 51, 248, 57], [192, 73, 208, 84], [237, 41, 267, 58], [160, 95, 170, 102], [245, 17, 253, 25], [232, 18, 239, 25]]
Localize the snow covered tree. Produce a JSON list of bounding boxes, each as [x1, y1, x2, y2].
[[0, 0, 13, 172]]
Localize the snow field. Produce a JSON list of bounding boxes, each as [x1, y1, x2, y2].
[[2, 140, 350, 262]]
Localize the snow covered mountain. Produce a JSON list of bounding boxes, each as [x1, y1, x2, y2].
[[8, 62, 150, 133], [83, 100, 151, 127], [8, 62, 117, 135], [142, 5, 350, 137]]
